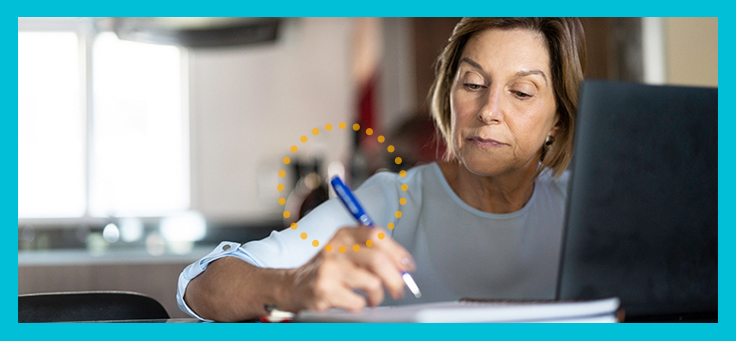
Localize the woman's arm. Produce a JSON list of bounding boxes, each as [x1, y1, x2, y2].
[[184, 256, 292, 322], [183, 226, 415, 322], [180, 172, 409, 321]]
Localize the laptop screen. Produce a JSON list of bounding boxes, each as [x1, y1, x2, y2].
[[556, 81, 718, 319]]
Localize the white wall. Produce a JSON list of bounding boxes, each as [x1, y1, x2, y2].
[[379, 17, 416, 134], [637, 17, 718, 87], [188, 18, 356, 223], [664, 17, 718, 87]]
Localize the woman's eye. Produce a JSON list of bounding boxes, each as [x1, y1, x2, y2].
[[512, 90, 532, 98], [463, 83, 483, 90]]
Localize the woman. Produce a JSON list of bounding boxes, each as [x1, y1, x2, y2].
[[177, 17, 586, 322]]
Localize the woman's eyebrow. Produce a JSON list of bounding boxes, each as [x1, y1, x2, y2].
[[516, 70, 548, 87], [459, 57, 484, 71], [460, 58, 548, 87]]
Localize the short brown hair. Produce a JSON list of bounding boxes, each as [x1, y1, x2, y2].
[[429, 18, 586, 178]]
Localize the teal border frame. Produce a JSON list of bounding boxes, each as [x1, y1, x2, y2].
[[8, 1, 729, 339]]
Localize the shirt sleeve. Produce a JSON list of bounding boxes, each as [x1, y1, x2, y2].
[[240, 172, 402, 269], [175, 172, 402, 319], [176, 241, 266, 321]]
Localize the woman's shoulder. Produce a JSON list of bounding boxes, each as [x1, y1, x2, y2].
[[353, 163, 435, 217], [357, 163, 434, 192]]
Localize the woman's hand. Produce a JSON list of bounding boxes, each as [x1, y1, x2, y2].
[[280, 225, 415, 312]]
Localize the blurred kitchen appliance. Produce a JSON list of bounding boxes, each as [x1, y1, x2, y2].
[[112, 17, 282, 48]]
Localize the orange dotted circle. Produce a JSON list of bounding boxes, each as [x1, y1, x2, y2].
[[277, 123, 409, 252]]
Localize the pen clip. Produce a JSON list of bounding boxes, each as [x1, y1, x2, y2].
[[330, 176, 375, 226]]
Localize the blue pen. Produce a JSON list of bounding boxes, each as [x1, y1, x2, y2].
[[330, 176, 422, 298]]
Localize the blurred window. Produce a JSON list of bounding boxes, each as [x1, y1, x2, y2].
[[18, 32, 85, 218], [90, 33, 188, 216], [18, 27, 189, 219]]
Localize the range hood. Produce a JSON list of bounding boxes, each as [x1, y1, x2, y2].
[[111, 17, 282, 48]]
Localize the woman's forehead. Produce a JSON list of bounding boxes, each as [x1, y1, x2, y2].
[[460, 28, 551, 74]]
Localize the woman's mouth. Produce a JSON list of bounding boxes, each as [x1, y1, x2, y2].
[[467, 137, 508, 148]]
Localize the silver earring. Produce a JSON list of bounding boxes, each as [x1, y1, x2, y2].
[[545, 135, 555, 146]]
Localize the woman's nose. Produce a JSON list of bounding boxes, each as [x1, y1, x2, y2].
[[478, 86, 503, 124]]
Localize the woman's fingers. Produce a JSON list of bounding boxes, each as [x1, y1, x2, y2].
[[311, 278, 367, 312], [346, 226, 416, 274], [340, 265, 385, 307], [348, 247, 406, 300], [332, 226, 412, 300], [368, 229, 416, 272], [305, 225, 417, 310]]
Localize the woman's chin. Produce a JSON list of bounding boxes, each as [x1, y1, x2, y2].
[[458, 154, 507, 177]]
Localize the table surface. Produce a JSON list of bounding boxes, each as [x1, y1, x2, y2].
[[88, 318, 204, 323]]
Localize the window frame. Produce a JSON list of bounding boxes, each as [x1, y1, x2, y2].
[[18, 17, 191, 226]]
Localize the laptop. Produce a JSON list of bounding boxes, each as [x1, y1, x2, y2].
[[556, 81, 718, 322]]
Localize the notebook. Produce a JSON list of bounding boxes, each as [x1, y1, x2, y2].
[[295, 297, 620, 323]]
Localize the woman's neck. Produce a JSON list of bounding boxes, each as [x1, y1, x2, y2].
[[438, 160, 537, 214]]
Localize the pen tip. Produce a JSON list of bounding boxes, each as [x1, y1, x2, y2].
[[402, 272, 422, 299]]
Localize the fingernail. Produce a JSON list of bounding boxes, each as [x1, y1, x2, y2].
[[402, 257, 415, 269]]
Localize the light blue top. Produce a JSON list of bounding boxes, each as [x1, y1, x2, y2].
[[177, 163, 570, 320]]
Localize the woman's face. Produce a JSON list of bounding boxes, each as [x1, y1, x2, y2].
[[450, 28, 558, 177]]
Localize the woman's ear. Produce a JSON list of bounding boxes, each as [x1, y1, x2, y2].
[[548, 113, 561, 138]]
